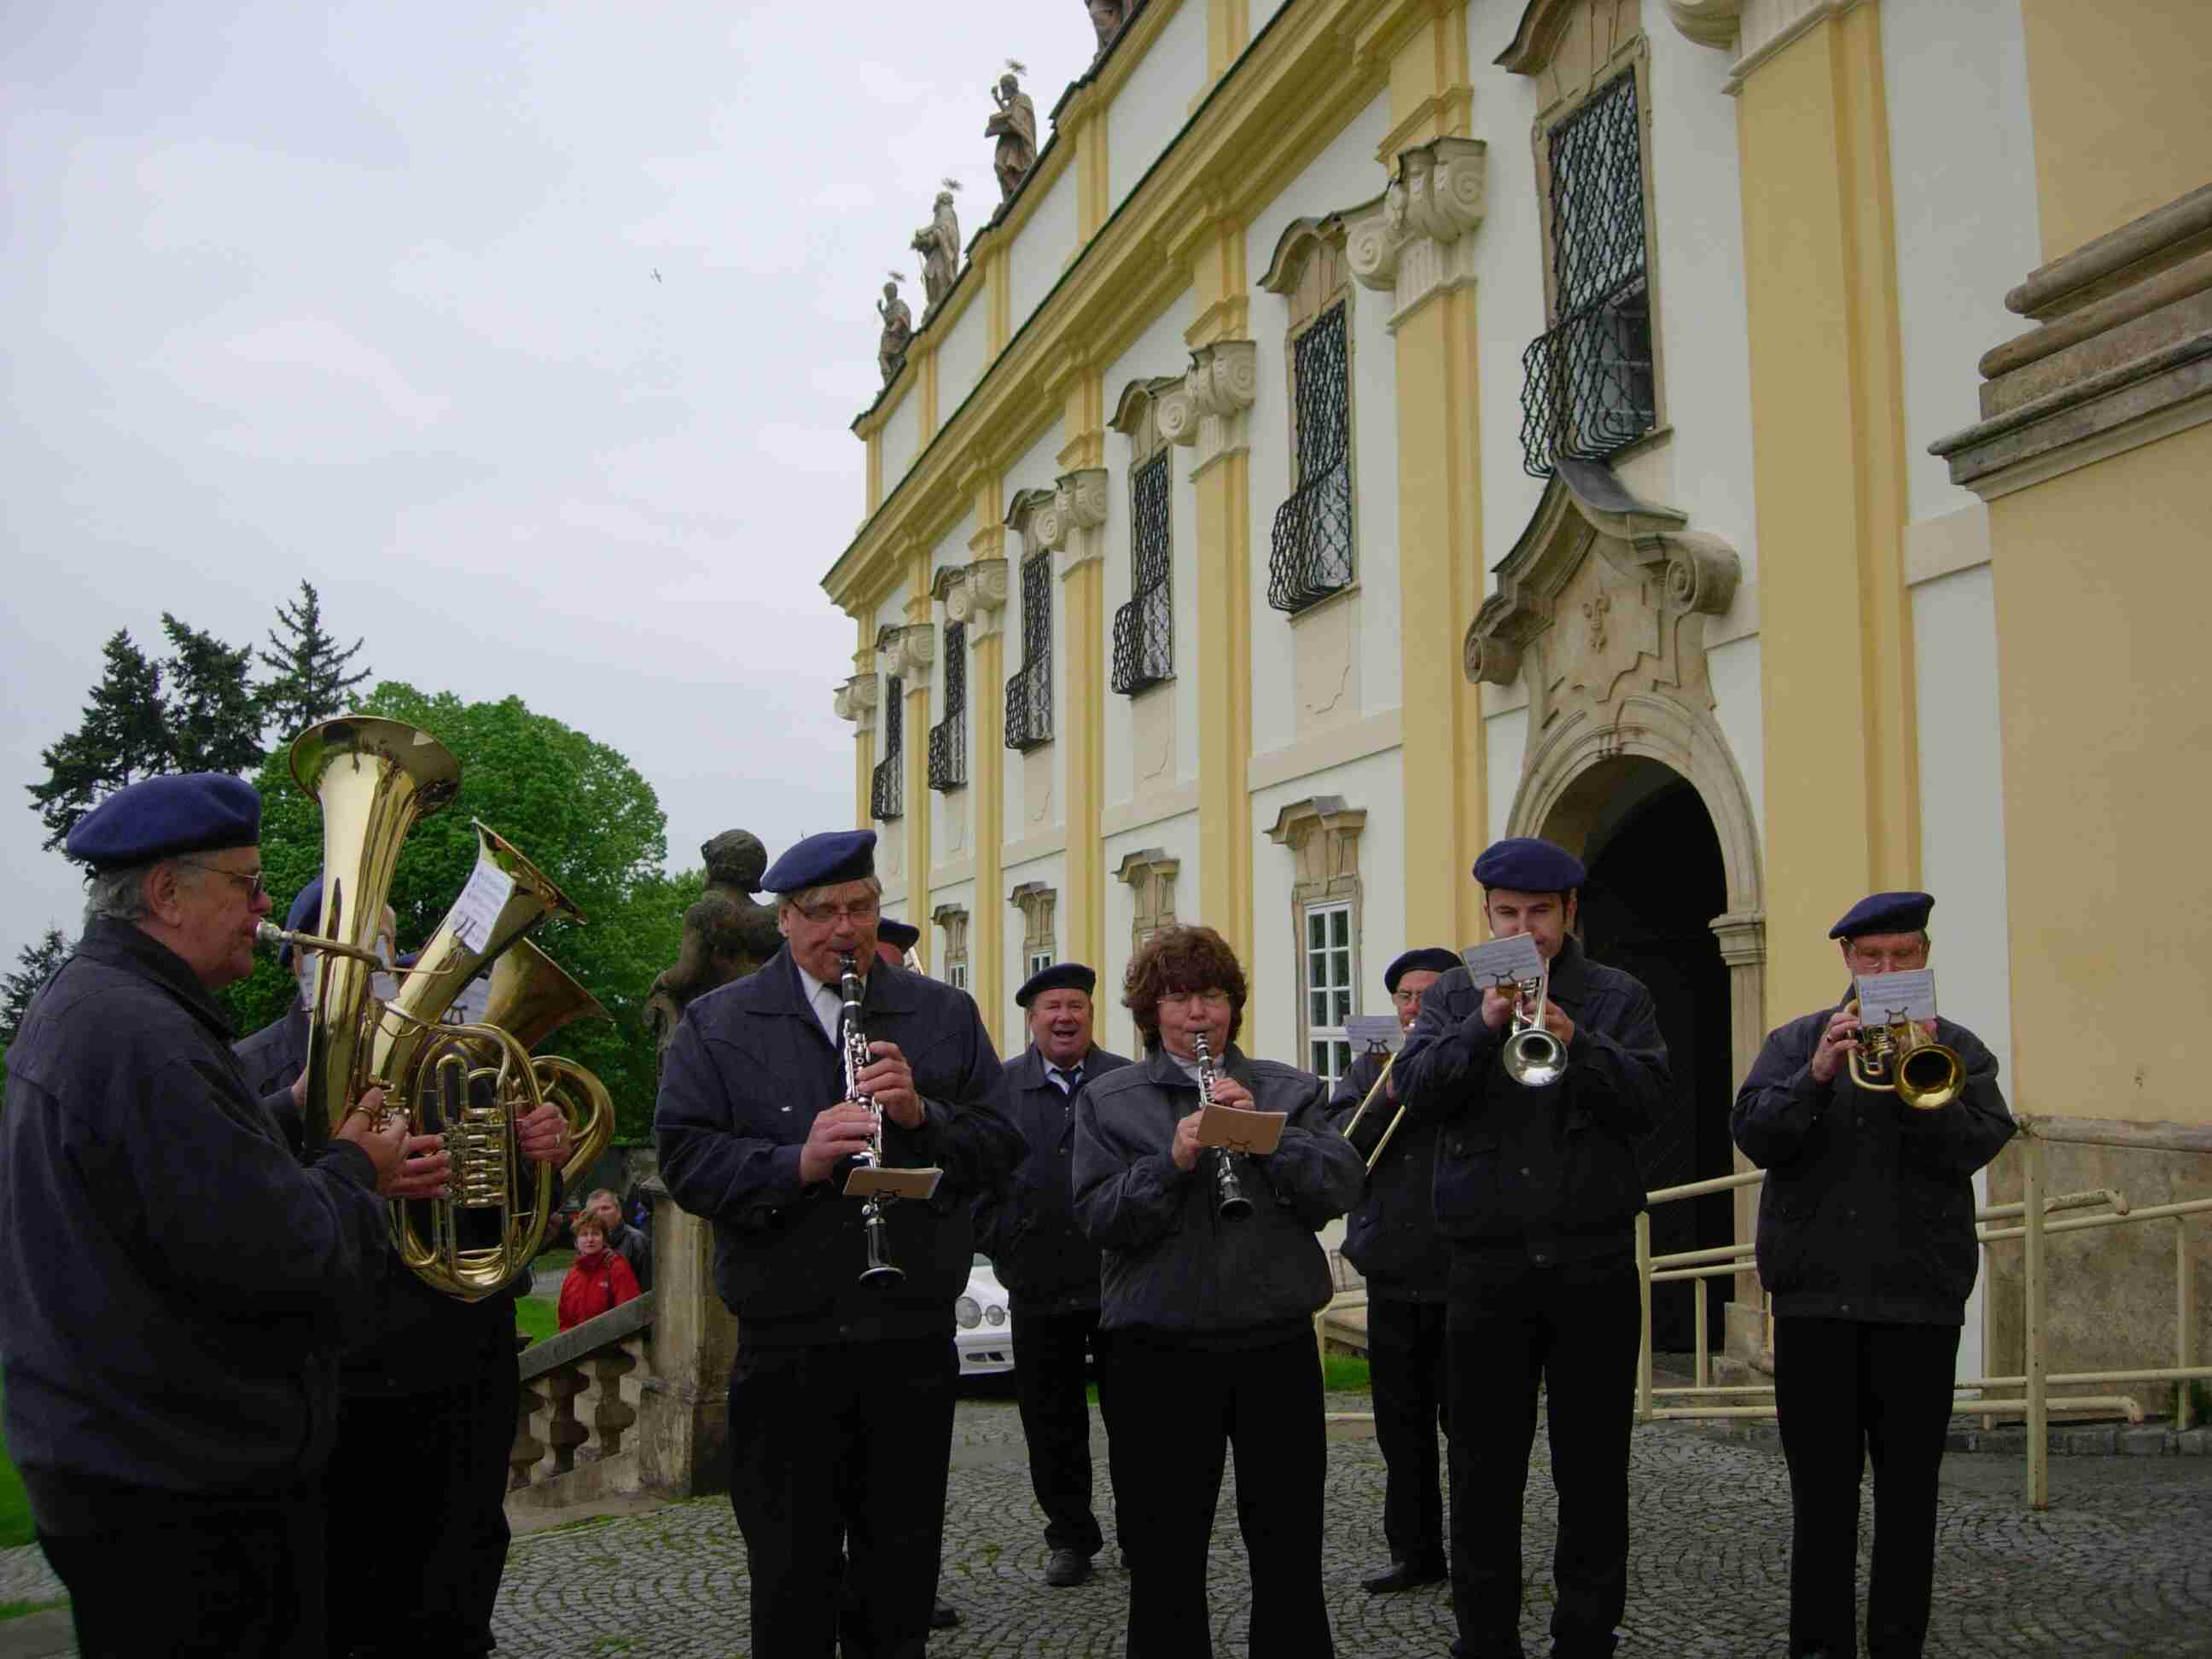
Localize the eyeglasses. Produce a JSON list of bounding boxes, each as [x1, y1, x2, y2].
[[1846, 942, 1929, 972], [178, 859, 266, 900], [791, 899, 882, 924], [1157, 990, 1231, 1010]]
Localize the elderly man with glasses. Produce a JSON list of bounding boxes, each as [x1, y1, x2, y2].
[[655, 829, 1021, 1659]]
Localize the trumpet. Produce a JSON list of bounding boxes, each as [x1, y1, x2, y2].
[[1499, 964, 1567, 1087], [1845, 998, 1964, 1111], [839, 951, 903, 1284], [1337, 1045, 1404, 1174], [1193, 1033, 1253, 1220]]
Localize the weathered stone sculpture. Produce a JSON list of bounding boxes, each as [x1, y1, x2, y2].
[[1086, 0, 1132, 58], [645, 830, 783, 1057], [876, 276, 914, 387], [911, 180, 963, 316], [987, 64, 1038, 203]]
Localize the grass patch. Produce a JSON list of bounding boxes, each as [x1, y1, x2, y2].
[[1323, 1353, 1372, 1394], [0, 1598, 67, 1622], [515, 1297, 558, 1346], [0, 1379, 34, 1549]]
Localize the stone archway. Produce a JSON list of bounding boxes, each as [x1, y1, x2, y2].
[[1467, 458, 1768, 1360]]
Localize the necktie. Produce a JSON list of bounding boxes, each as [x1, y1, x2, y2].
[[1051, 1065, 1083, 1096]]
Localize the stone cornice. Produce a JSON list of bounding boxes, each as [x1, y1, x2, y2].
[[1724, 0, 1868, 95]]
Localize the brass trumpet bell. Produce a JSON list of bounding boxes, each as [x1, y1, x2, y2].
[[1845, 997, 1964, 1111]]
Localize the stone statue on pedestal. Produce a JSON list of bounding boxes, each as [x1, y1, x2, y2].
[[876, 276, 914, 387], [646, 830, 783, 1057], [911, 180, 963, 316], [987, 63, 1038, 203]]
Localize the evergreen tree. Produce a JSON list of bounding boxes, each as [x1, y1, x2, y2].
[[2, 928, 72, 1049], [258, 581, 370, 744], [26, 630, 170, 851], [160, 614, 264, 775]]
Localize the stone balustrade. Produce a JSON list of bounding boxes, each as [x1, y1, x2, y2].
[[509, 1293, 655, 1511]]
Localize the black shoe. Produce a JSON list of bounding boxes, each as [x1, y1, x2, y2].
[[1361, 1557, 1447, 1593], [1044, 1547, 1093, 1586], [929, 1599, 960, 1629]]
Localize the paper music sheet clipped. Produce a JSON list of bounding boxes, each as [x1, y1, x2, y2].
[[846, 1165, 944, 1202], [1461, 934, 1545, 987], [1854, 969, 1938, 1023], [1344, 1013, 1404, 1053], [1197, 1103, 1286, 1155], [450, 863, 515, 956]]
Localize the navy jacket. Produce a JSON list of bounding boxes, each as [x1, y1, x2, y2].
[[1072, 1045, 1365, 1339], [232, 1005, 527, 1397], [1732, 991, 2013, 1324], [1396, 938, 1670, 1268], [1328, 1047, 1451, 1302], [0, 919, 388, 1533], [974, 1043, 1132, 1313], [655, 948, 1020, 1344]]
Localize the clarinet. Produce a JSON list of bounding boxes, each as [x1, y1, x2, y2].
[[839, 952, 903, 1284], [1192, 1033, 1254, 1220]]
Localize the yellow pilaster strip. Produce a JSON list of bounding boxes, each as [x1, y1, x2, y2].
[[1737, 3, 1918, 1021], [1058, 370, 1107, 980], [904, 546, 933, 969], [968, 480, 1008, 1049], [1208, 0, 1250, 81], [866, 432, 883, 518], [918, 346, 940, 445], [852, 616, 873, 828], [986, 247, 1010, 356]]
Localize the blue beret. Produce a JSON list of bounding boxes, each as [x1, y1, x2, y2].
[[65, 773, 262, 869], [1016, 961, 1097, 1007], [876, 917, 921, 952], [761, 830, 877, 895], [1472, 836, 1586, 893], [1384, 947, 1461, 993], [1829, 891, 1934, 940], [279, 876, 325, 968]]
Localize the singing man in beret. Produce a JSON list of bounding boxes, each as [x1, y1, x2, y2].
[[1394, 836, 1671, 1659], [974, 961, 1133, 1586], [1330, 945, 1461, 1596], [654, 829, 1022, 1658], [1732, 892, 2012, 1659], [0, 774, 438, 1659]]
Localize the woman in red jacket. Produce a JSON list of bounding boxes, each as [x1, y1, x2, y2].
[[557, 1213, 641, 1331]]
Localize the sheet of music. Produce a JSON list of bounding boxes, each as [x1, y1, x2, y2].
[[1344, 1013, 1403, 1051], [1461, 934, 1545, 986], [1854, 968, 1937, 1022], [451, 862, 515, 956]]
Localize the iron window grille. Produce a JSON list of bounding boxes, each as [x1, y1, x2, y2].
[[1110, 452, 1173, 694], [1518, 71, 1656, 478], [1267, 300, 1355, 614], [870, 675, 904, 821], [1004, 553, 1053, 751], [928, 622, 967, 791]]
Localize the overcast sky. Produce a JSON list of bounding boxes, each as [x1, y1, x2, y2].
[[1, 0, 1100, 964]]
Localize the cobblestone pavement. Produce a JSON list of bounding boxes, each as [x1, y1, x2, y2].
[[4, 1393, 2206, 1656]]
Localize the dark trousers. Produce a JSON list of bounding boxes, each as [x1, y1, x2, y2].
[[41, 1487, 326, 1658], [1774, 1316, 1960, 1659], [1011, 1305, 1118, 1556], [1446, 1253, 1639, 1659], [323, 1337, 520, 1657], [728, 1335, 958, 1659], [1111, 1330, 1335, 1659], [1367, 1295, 1450, 1569]]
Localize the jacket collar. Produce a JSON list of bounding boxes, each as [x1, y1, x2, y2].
[[1138, 1040, 1249, 1091], [1017, 1043, 1100, 1089], [753, 944, 927, 1024], [74, 915, 238, 1040], [1544, 936, 1591, 999]]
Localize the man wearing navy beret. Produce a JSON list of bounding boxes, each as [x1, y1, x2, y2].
[[974, 961, 1132, 1587], [1329, 945, 1460, 1596], [1395, 836, 1671, 1659], [0, 774, 420, 1659], [1732, 893, 2012, 1659], [875, 914, 922, 968], [655, 829, 1022, 1657]]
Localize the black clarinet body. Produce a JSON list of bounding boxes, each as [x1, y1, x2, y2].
[[1193, 1033, 1253, 1220], [839, 951, 904, 1284]]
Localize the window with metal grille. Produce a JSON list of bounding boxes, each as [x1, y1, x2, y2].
[[928, 622, 967, 790], [1110, 452, 1173, 694], [1303, 899, 1354, 1086], [1518, 71, 1656, 478], [1004, 553, 1053, 751], [1267, 299, 1354, 614], [870, 676, 904, 821]]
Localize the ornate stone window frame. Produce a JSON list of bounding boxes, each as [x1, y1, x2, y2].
[[1003, 489, 1057, 753], [1114, 846, 1180, 957], [932, 903, 970, 992], [1010, 880, 1057, 980], [1265, 795, 1367, 1084]]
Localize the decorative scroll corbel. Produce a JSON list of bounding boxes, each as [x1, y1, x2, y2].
[[1349, 137, 1487, 320], [1158, 339, 1257, 467], [835, 672, 880, 733], [1663, 0, 1744, 50]]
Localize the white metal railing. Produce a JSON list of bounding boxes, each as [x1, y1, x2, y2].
[[1633, 1120, 2210, 1509]]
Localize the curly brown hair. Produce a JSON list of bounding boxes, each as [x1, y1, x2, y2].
[[1122, 924, 1248, 1051]]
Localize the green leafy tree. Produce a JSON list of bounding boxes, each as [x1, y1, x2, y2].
[[230, 683, 687, 1140], [160, 614, 264, 775], [258, 581, 370, 745], [26, 630, 170, 851], [2, 928, 73, 1050]]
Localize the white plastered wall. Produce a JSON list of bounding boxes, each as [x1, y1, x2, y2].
[[1107, 0, 1208, 214], [1102, 808, 1201, 1060], [936, 298, 991, 430], [1010, 168, 1079, 338], [1002, 849, 1070, 1042], [881, 389, 922, 504]]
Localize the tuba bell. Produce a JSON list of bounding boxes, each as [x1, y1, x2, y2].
[[1845, 998, 1964, 1111]]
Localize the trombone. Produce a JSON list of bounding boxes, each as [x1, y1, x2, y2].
[[1338, 1042, 1405, 1174], [1499, 965, 1567, 1087], [1844, 998, 1964, 1111]]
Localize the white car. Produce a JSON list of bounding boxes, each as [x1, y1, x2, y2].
[[953, 1253, 1014, 1377]]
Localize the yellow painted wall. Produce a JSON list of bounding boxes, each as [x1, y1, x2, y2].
[[1988, 422, 2212, 1126], [2017, 0, 2212, 262]]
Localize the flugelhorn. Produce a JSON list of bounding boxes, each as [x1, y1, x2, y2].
[[1193, 1033, 1254, 1220], [1499, 963, 1567, 1088], [1844, 998, 1963, 1111]]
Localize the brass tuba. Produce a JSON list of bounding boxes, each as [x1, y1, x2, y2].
[[282, 716, 614, 1301]]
